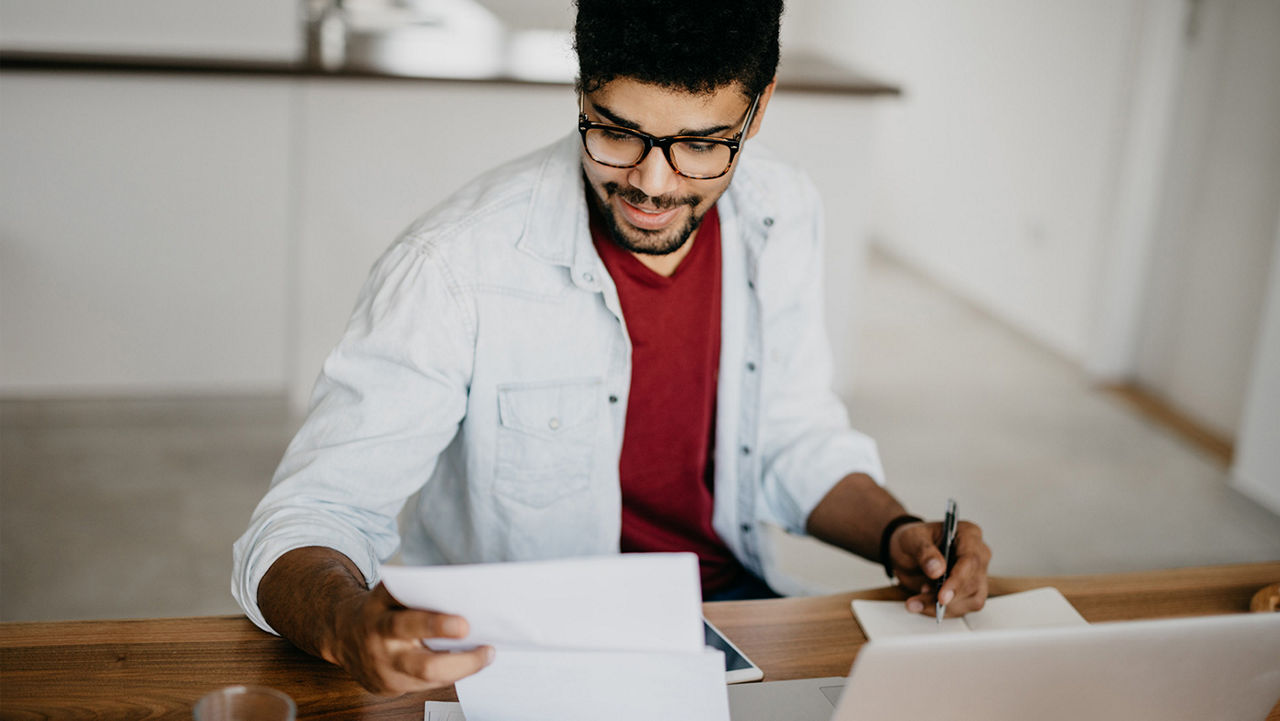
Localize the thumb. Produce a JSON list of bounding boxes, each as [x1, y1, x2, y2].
[[900, 526, 947, 580]]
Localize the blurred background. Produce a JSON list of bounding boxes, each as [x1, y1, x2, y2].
[[2, 0, 1278, 622]]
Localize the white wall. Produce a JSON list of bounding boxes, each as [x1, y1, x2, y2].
[[1231, 213, 1280, 516], [0, 0, 300, 60], [473, 0, 574, 30], [787, 0, 1280, 449], [0, 73, 295, 394], [786, 0, 1154, 362], [1134, 0, 1280, 438]]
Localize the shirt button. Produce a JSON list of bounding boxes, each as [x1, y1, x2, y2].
[[746, 362, 756, 372], [608, 395, 618, 404], [583, 272, 595, 283], [741, 445, 751, 456], [548, 417, 561, 430], [747, 280, 755, 290], [762, 217, 774, 227], [740, 523, 752, 533]]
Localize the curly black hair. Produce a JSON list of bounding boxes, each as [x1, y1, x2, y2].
[[574, 0, 783, 99]]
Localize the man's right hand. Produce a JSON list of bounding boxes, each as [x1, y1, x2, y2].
[[326, 583, 494, 695], [257, 546, 494, 696]]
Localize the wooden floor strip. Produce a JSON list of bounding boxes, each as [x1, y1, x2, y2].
[[1103, 384, 1234, 466]]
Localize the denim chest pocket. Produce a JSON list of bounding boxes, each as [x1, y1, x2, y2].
[[494, 379, 600, 508]]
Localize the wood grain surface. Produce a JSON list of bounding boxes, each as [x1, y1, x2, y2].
[[3, 562, 1277, 720]]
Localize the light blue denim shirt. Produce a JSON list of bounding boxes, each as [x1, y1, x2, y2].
[[232, 133, 884, 633]]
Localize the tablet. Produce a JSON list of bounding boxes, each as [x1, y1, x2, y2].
[[704, 618, 764, 683]]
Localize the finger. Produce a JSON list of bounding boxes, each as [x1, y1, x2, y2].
[[387, 609, 470, 641], [905, 593, 928, 615], [368, 584, 472, 639], [910, 537, 948, 580], [930, 552, 991, 618], [931, 558, 967, 609], [393, 645, 495, 686], [894, 524, 947, 580], [922, 521, 989, 598], [941, 554, 991, 611], [941, 571, 989, 616], [942, 523, 992, 605], [902, 581, 937, 616]]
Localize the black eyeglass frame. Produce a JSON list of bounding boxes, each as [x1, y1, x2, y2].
[[577, 92, 762, 180]]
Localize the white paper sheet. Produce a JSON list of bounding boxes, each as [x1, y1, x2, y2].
[[851, 587, 1088, 640], [423, 701, 467, 721], [851, 603, 974, 638], [454, 647, 730, 721], [379, 553, 704, 653]]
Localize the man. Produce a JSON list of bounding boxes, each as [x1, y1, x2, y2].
[[233, 0, 991, 696]]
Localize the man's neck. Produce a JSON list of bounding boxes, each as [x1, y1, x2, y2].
[[632, 229, 698, 278]]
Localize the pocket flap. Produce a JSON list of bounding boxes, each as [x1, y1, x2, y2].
[[497, 379, 601, 437]]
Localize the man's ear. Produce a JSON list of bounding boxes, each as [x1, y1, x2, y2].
[[746, 78, 778, 140]]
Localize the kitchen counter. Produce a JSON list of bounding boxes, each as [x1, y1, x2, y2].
[[0, 48, 900, 96]]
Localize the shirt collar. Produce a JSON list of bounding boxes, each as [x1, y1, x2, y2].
[[722, 149, 776, 251], [516, 133, 592, 272]]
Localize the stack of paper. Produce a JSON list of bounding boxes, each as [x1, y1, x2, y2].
[[380, 553, 729, 721]]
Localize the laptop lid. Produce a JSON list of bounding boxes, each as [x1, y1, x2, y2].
[[835, 611, 1280, 721]]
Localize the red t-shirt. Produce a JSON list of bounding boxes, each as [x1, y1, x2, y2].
[[590, 203, 743, 594]]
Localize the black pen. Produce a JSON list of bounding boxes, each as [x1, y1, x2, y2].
[[936, 498, 958, 623]]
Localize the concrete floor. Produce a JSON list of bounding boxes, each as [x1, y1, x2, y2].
[[1, 396, 295, 621], [3, 252, 1278, 622]]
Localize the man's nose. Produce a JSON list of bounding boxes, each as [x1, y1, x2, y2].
[[627, 148, 680, 199]]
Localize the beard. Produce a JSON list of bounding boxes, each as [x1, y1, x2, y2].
[[585, 177, 705, 256]]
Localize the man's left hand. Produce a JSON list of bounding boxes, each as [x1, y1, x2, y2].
[[888, 520, 991, 618]]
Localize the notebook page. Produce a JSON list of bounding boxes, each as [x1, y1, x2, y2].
[[851, 600, 972, 639], [852, 587, 1086, 640], [961, 587, 1087, 631]]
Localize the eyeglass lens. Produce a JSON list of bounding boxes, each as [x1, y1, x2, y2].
[[583, 128, 733, 179]]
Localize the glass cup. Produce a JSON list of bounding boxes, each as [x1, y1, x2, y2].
[[193, 686, 296, 721]]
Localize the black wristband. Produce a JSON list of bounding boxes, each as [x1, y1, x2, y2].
[[879, 514, 924, 580]]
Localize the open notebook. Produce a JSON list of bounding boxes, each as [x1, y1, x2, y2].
[[851, 587, 1087, 639]]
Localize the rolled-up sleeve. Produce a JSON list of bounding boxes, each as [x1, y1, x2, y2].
[[232, 238, 475, 634]]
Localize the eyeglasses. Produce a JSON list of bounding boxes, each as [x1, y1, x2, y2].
[[578, 93, 761, 180]]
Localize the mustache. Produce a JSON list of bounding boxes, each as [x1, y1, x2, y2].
[[603, 182, 699, 210]]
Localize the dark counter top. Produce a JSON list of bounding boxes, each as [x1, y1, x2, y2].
[[0, 48, 900, 97]]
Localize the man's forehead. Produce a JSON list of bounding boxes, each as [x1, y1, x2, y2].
[[584, 78, 752, 134]]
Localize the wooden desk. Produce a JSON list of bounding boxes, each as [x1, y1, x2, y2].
[[3, 562, 1277, 720]]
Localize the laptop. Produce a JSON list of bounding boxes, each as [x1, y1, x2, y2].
[[728, 612, 1280, 721]]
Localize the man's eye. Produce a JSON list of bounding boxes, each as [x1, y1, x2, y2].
[[601, 129, 633, 142], [683, 142, 718, 154]]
